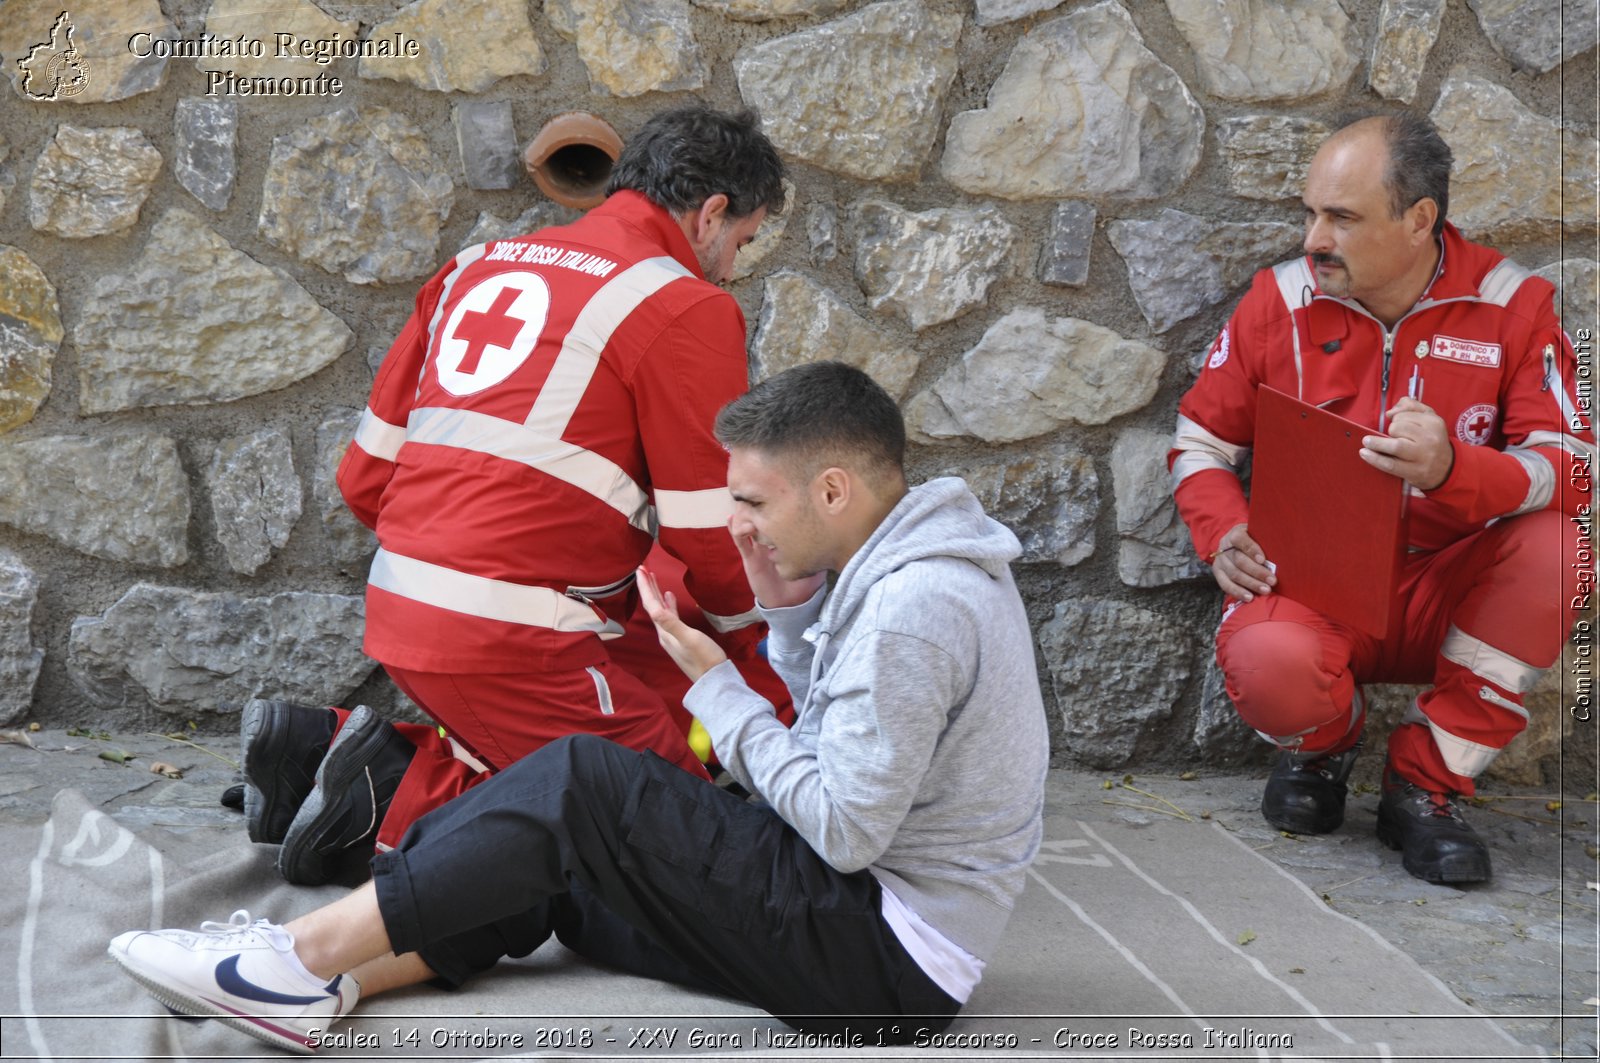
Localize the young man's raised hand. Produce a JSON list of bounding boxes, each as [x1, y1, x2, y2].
[[638, 566, 728, 683]]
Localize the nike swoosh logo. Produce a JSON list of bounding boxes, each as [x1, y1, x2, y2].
[[213, 954, 332, 1006]]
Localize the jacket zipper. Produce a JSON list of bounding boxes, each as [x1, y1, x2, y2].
[[1478, 685, 1527, 718], [1379, 328, 1395, 431], [1310, 292, 1481, 429]]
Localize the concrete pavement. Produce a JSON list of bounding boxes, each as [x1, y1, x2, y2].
[[0, 726, 1595, 1060]]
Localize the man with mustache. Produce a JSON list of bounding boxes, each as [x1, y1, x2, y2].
[[1169, 114, 1592, 883]]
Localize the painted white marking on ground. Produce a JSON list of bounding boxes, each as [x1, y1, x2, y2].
[[20, 818, 54, 1061], [1025, 866, 1199, 1021], [1209, 821, 1535, 1053], [1079, 819, 1356, 1045]]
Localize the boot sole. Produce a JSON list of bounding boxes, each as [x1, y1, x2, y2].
[[1261, 804, 1344, 835], [277, 709, 385, 886], [239, 700, 273, 844], [1375, 816, 1491, 884], [241, 701, 327, 845]]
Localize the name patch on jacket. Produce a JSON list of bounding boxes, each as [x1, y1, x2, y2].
[[484, 241, 618, 278], [1430, 334, 1501, 368]]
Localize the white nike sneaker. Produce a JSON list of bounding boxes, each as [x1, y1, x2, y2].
[[108, 910, 360, 1055]]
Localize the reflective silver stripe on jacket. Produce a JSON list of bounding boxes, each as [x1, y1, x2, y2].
[[1475, 259, 1532, 308], [425, 243, 490, 358], [406, 406, 653, 532], [404, 255, 695, 531], [1505, 429, 1594, 515], [700, 605, 762, 633], [1503, 447, 1556, 514], [353, 406, 406, 462], [655, 486, 736, 530], [1538, 356, 1590, 437], [1171, 413, 1250, 489], [369, 547, 625, 638], [1271, 258, 1315, 396], [524, 256, 692, 436]]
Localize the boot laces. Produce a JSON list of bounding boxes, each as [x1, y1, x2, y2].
[[1425, 791, 1456, 816], [1297, 744, 1358, 782], [1307, 756, 1340, 780]]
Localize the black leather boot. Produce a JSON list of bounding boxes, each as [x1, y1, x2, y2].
[[239, 699, 337, 844], [1375, 768, 1491, 884], [1260, 741, 1362, 834], [277, 705, 415, 885]]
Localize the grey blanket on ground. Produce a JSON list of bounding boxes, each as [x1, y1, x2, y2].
[[1, 789, 1538, 1061]]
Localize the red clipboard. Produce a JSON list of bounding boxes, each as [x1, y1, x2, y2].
[[1248, 387, 1407, 638]]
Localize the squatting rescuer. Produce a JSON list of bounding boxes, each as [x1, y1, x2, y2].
[[1169, 112, 1591, 884]]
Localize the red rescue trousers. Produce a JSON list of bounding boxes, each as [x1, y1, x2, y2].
[[339, 552, 792, 853], [1216, 509, 1582, 795]]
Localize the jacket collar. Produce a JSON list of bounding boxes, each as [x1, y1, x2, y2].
[[1416, 221, 1504, 303], [588, 190, 705, 280]]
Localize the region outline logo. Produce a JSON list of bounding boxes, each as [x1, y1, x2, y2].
[[19, 10, 91, 101]]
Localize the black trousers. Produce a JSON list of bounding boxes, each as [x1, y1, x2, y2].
[[370, 734, 960, 1041]]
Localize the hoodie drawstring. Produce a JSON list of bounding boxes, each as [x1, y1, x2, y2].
[[803, 623, 831, 696]]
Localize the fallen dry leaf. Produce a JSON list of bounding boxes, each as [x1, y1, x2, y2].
[[150, 762, 183, 779]]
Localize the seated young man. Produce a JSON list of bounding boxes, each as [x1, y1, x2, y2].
[[107, 362, 1050, 1054]]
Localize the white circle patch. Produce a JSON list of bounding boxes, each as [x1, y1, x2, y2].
[[435, 272, 552, 396], [1455, 403, 1498, 446], [1207, 328, 1231, 370]]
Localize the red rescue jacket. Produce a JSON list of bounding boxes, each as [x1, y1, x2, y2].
[[1170, 223, 1594, 561], [338, 191, 763, 673]]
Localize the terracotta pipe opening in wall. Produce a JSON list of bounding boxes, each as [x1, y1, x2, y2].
[[523, 112, 624, 210]]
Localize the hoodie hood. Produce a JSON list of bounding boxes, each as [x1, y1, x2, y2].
[[820, 477, 1021, 634]]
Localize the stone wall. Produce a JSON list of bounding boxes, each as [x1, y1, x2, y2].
[[0, 0, 1593, 781]]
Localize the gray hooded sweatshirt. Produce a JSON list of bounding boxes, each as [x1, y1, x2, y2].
[[686, 477, 1049, 965]]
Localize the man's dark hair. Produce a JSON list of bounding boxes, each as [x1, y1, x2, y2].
[[715, 362, 905, 484], [1375, 113, 1452, 236], [607, 106, 785, 220]]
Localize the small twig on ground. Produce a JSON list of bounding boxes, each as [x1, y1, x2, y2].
[[1483, 805, 1560, 827], [1473, 794, 1599, 803], [1116, 783, 1194, 822], [144, 732, 237, 770], [1321, 874, 1376, 895], [1100, 799, 1193, 822]]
